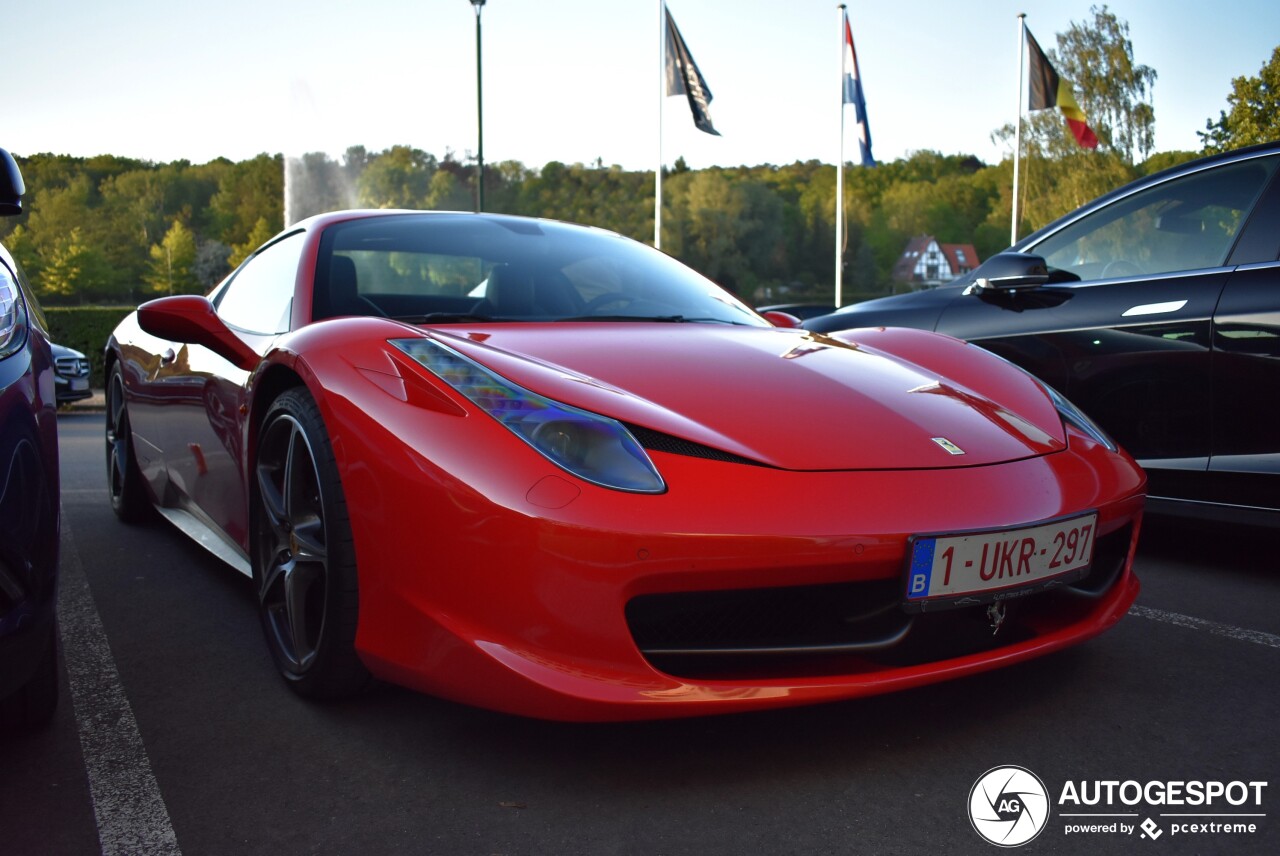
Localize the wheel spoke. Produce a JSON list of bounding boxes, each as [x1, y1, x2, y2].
[[255, 462, 289, 541], [258, 553, 287, 606], [283, 559, 321, 667], [291, 519, 326, 564]]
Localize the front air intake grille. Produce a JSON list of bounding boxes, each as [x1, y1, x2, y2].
[[626, 524, 1135, 680], [627, 579, 908, 656]]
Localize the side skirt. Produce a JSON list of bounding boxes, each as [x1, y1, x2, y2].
[[154, 505, 253, 578]]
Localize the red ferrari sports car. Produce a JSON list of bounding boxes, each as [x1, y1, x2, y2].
[[106, 210, 1145, 721]]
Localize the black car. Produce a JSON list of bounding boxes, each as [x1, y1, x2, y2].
[[0, 147, 61, 729], [807, 141, 1280, 525]]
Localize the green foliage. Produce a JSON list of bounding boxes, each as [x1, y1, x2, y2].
[[144, 220, 199, 295], [357, 145, 437, 209], [1200, 46, 1280, 154], [43, 306, 136, 385], [40, 227, 109, 302], [994, 5, 1156, 172], [228, 217, 276, 269], [1014, 147, 1137, 235], [0, 144, 1130, 309], [1054, 5, 1157, 163]]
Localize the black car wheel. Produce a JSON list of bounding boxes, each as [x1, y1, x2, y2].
[[0, 422, 60, 731], [253, 388, 368, 699], [105, 363, 151, 523]]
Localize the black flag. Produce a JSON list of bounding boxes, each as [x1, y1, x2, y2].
[[664, 6, 720, 136]]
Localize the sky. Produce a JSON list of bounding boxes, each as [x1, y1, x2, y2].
[[6, 1, 1278, 172]]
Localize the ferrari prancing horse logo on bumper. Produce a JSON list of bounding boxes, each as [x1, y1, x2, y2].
[[932, 437, 965, 455]]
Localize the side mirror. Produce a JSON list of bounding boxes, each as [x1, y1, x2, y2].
[[973, 252, 1050, 292], [1, 148, 25, 217], [760, 310, 802, 329], [137, 295, 259, 372]]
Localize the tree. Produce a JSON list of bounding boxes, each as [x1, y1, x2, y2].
[[358, 146, 437, 208], [39, 227, 108, 302], [209, 154, 283, 247], [425, 170, 473, 212], [1200, 46, 1280, 153], [144, 220, 199, 295], [1054, 5, 1157, 163], [996, 6, 1155, 165], [228, 217, 276, 269]]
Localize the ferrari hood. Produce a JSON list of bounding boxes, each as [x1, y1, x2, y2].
[[422, 324, 1066, 471]]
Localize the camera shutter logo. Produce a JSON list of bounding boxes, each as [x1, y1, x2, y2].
[[969, 766, 1051, 847]]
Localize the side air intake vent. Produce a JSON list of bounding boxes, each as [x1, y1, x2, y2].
[[624, 423, 762, 467]]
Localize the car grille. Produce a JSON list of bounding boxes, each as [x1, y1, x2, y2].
[[626, 524, 1134, 680], [55, 355, 91, 378]]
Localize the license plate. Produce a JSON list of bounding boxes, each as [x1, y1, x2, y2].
[[71, 377, 89, 391], [903, 512, 1097, 610]]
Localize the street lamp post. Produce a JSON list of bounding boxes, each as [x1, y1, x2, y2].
[[470, 0, 486, 212]]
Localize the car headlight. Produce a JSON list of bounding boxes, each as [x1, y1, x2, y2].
[[391, 338, 666, 494], [968, 343, 1117, 452], [1, 267, 27, 360]]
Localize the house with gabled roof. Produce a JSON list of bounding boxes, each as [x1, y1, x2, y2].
[[891, 236, 980, 289]]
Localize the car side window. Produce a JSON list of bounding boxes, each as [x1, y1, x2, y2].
[[215, 232, 304, 334], [1031, 156, 1280, 283]]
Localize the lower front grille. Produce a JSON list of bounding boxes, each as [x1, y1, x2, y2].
[[626, 524, 1134, 680]]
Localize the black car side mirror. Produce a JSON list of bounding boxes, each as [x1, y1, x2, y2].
[[973, 252, 1050, 292], [0, 148, 25, 217]]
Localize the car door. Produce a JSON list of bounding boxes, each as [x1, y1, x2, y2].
[[935, 154, 1280, 498], [1207, 172, 1280, 510], [153, 231, 304, 546]]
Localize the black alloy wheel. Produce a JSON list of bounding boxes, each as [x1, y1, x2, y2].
[[253, 388, 367, 699]]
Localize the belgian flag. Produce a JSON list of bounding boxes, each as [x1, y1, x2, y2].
[[1026, 28, 1098, 150]]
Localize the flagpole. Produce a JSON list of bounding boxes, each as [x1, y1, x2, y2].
[[835, 4, 846, 308], [1011, 13, 1026, 246], [656, 0, 665, 249]]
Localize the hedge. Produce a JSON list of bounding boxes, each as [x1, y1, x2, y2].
[[43, 306, 136, 388]]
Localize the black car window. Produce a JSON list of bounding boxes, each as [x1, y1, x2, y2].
[[215, 231, 304, 334], [1030, 156, 1280, 283]]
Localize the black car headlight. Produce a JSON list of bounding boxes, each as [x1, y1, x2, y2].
[[0, 268, 27, 360], [391, 338, 666, 494]]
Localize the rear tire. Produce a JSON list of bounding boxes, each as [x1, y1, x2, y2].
[[105, 363, 151, 523], [252, 387, 368, 699]]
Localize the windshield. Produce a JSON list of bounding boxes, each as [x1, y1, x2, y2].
[[314, 214, 767, 327]]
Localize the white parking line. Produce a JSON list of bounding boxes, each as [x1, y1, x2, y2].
[[59, 516, 182, 856], [1129, 604, 1280, 650]]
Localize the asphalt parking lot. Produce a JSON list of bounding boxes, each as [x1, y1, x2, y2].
[[2, 410, 1277, 856]]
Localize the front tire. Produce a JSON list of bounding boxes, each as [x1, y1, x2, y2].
[[252, 388, 368, 699]]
